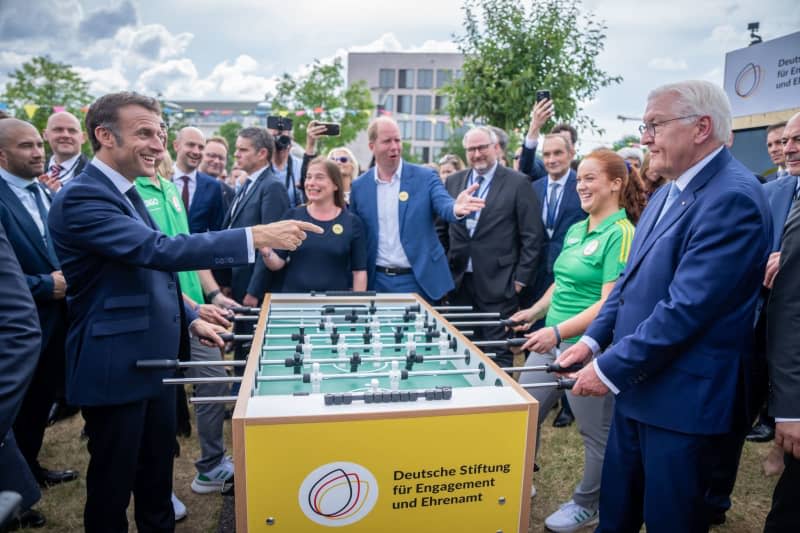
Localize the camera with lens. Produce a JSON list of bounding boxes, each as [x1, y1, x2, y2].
[[267, 116, 293, 151]]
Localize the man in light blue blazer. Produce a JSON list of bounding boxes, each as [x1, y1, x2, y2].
[[349, 117, 484, 301], [559, 80, 772, 532]]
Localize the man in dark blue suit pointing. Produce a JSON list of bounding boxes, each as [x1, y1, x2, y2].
[[48, 92, 321, 533], [558, 80, 772, 532]]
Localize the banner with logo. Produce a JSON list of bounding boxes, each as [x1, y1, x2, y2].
[[724, 31, 800, 118]]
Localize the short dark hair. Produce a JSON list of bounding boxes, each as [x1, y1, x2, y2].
[[307, 156, 345, 208], [237, 127, 274, 162], [766, 121, 787, 135], [550, 122, 578, 146], [86, 92, 161, 152]]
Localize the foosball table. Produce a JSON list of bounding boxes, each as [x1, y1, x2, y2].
[[147, 292, 578, 532]]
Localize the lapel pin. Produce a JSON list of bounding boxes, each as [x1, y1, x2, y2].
[[332, 224, 344, 235], [398, 191, 409, 202]]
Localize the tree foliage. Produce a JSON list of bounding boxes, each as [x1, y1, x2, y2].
[[267, 58, 373, 154], [2, 55, 93, 155], [215, 121, 243, 169], [444, 0, 621, 135], [612, 134, 642, 152]]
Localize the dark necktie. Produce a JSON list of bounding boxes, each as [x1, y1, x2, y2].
[[125, 187, 156, 229], [468, 175, 485, 220], [180, 176, 190, 212], [546, 182, 560, 229], [25, 182, 59, 266], [230, 180, 250, 218], [50, 164, 62, 181]]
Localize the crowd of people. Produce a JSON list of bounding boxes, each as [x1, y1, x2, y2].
[[0, 77, 798, 533]]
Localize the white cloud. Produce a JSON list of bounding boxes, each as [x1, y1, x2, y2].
[[648, 57, 689, 71], [73, 66, 130, 95]]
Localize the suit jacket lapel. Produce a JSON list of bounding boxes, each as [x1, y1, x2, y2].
[[472, 167, 506, 238], [0, 179, 55, 265], [624, 148, 731, 281], [231, 169, 268, 225], [398, 164, 411, 233]]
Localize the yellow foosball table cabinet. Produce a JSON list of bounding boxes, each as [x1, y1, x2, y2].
[[232, 293, 540, 532]]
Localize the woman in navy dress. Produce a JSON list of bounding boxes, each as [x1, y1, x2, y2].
[[261, 156, 367, 292]]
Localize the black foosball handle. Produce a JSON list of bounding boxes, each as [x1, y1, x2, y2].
[[547, 362, 584, 373], [229, 306, 260, 315], [506, 338, 527, 347], [556, 378, 577, 390]]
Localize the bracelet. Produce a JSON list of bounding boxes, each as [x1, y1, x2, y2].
[[206, 289, 221, 302], [552, 325, 562, 345]]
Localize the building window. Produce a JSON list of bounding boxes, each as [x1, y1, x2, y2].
[[434, 121, 449, 141], [416, 120, 432, 141], [417, 69, 433, 89], [413, 146, 431, 163], [415, 95, 432, 115], [396, 95, 412, 114], [455, 69, 463, 79], [436, 69, 453, 88], [381, 94, 394, 113], [398, 69, 414, 89], [434, 95, 449, 114], [398, 120, 413, 140], [379, 69, 395, 89]]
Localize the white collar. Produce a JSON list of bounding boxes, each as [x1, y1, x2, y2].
[[50, 152, 81, 170], [374, 159, 403, 184], [674, 145, 724, 192], [91, 157, 135, 196], [172, 165, 197, 181]]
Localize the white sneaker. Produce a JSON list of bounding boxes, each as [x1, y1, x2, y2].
[[531, 484, 537, 498], [191, 455, 235, 494], [171, 492, 187, 521], [544, 500, 598, 532]]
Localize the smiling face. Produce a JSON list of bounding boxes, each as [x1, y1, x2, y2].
[[96, 104, 164, 180], [576, 157, 621, 216], [174, 127, 205, 173], [201, 140, 227, 177], [463, 129, 498, 173], [304, 162, 338, 205], [43, 112, 84, 161], [640, 92, 704, 181]]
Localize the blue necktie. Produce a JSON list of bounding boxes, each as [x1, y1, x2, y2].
[[468, 175, 485, 221], [655, 182, 680, 226], [546, 182, 560, 229], [26, 182, 59, 266]]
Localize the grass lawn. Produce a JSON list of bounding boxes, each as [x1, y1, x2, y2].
[[24, 397, 779, 532]]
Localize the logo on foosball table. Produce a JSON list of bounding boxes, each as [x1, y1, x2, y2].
[[298, 461, 379, 526]]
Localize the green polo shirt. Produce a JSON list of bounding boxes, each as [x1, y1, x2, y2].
[[134, 175, 205, 305], [546, 208, 634, 343]]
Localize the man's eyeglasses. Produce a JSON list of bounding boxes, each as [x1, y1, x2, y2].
[[465, 144, 491, 154], [638, 115, 699, 137], [330, 156, 349, 163]]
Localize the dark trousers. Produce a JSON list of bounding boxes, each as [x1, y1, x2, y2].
[[765, 453, 800, 532], [12, 327, 65, 474], [598, 410, 714, 533], [451, 273, 518, 367], [82, 386, 176, 533]]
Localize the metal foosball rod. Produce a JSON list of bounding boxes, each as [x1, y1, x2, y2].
[[471, 338, 527, 348], [190, 396, 239, 404], [164, 376, 242, 385], [262, 336, 459, 353], [502, 363, 584, 374], [261, 351, 472, 368], [257, 366, 485, 384], [135, 359, 246, 370]]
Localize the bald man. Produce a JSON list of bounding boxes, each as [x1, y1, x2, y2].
[[172, 127, 227, 234], [0, 119, 77, 491], [40, 111, 88, 192]]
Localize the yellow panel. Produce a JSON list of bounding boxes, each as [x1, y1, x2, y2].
[[244, 410, 530, 532]]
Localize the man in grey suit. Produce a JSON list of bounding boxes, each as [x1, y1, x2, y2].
[[764, 112, 800, 532], [440, 126, 544, 366], [0, 224, 45, 529], [222, 127, 290, 306]]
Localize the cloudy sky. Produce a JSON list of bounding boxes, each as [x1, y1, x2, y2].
[[0, 0, 796, 149]]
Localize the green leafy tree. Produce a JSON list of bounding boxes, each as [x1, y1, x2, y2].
[[612, 134, 642, 152], [215, 121, 242, 169], [444, 0, 621, 135], [2, 55, 93, 156], [267, 58, 373, 154]]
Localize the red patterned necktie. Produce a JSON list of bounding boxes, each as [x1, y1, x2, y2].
[[50, 164, 62, 181], [180, 176, 190, 212]]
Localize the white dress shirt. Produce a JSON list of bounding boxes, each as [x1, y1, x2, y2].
[[172, 165, 198, 208], [375, 160, 412, 268], [0, 168, 50, 237], [49, 153, 83, 185]]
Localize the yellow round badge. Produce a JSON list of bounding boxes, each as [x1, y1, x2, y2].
[[398, 191, 409, 202], [583, 240, 599, 256], [332, 224, 344, 235]]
